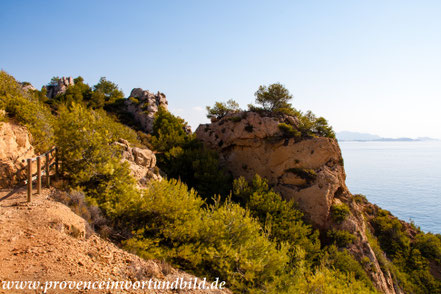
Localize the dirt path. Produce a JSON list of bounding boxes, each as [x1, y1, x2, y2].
[[0, 188, 228, 294]]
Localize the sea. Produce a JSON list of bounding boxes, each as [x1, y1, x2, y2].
[[339, 141, 441, 234]]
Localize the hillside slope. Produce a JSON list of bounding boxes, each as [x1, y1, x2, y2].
[[0, 187, 229, 294]]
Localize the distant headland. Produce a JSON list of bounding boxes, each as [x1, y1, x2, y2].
[[337, 131, 439, 142]]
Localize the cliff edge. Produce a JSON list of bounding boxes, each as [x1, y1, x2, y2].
[[196, 111, 400, 294]]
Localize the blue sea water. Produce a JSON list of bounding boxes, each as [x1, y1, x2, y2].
[[339, 141, 441, 234]]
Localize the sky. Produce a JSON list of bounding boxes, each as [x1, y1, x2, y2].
[[1, 0, 440, 138]]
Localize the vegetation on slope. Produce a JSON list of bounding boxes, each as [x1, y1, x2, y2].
[[150, 107, 232, 198], [0, 71, 54, 152], [2, 70, 440, 293], [370, 208, 441, 293]]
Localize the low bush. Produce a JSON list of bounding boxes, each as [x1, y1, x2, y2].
[[325, 245, 374, 290], [370, 209, 441, 293], [151, 107, 232, 198], [54, 103, 141, 228], [278, 123, 301, 138], [327, 230, 356, 247], [233, 175, 321, 267], [123, 179, 289, 293], [353, 194, 368, 204], [0, 70, 55, 152], [330, 203, 350, 223], [372, 209, 410, 256], [414, 233, 441, 263]]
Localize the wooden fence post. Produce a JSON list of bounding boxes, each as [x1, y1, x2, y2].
[[27, 158, 32, 202], [55, 149, 59, 177], [45, 153, 50, 187], [36, 157, 41, 195]]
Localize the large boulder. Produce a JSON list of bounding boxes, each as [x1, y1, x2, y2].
[[125, 88, 168, 133], [112, 139, 161, 186], [0, 122, 36, 188]]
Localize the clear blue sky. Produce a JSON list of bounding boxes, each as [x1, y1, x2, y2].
[[1, 0, 440, 138]]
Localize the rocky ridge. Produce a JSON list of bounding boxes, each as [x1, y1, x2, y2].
[[196, 111, 400, 294], [43, 76, 75, 99], [125, 88, 168, 133]]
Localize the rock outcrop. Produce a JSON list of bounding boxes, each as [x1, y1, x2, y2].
[[0, 121, 36, 188], [44, 76, 74, 99], [113, 139, 162, 185], [125, 88, 168, 133], [196, 112, 346, 228], [195, 111, 398, 294], [19, 82, 37, 92]]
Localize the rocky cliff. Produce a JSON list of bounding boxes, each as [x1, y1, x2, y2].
[[43, 76, 74, 99], [113, 138, 162, 186], [196, 111, 400, 294], [0, 121, 36, 188], [125, 88, 168, 133]]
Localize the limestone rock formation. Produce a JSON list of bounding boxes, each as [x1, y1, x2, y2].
[[125, 88, 168, 133], [196, 112, 345, 227], [44, 76, 74, 99], [112, 139, 162, 186], [0, 121, 36, 188], [195, 111, 399, 294], [19, 82, 37, 92]]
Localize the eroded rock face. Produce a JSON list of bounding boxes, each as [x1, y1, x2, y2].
[[20, 82, 37, 92], [196, 112, 346, 228], [112, 139, 161, 186], [195, 111, 398, 294], [0, 122, 36, 188], [44, 77, 74, 99], [125, 88, 168, 133]]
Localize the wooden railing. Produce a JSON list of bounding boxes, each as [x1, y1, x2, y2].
[[23, 147, 58, 202]]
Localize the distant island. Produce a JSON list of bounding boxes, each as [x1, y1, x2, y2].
[[337, 131, 439, 142]]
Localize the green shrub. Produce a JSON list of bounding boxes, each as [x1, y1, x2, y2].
[[123, 179, 289, 293], [291, 266, 377, 294], [297, 110, 335, 139], [233, 175, 321, 267], [331, 203, 350, 223], [93, 77, 124, 104], [55, 103, 140, 224], [229, 116, 242, 122], [128, 96, 140, 105], [353, 194, 368, 204], [206, 99, 240, 119], [325, 245, 374, 290], [414, 233, 441, 263], [151, 107, 232, 198], [278, 123, 301, 138], [372, 209, 410, 256], [0, 70, 55, 152], [369, 210, 441, 293], [327, 230, 356, 247]]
